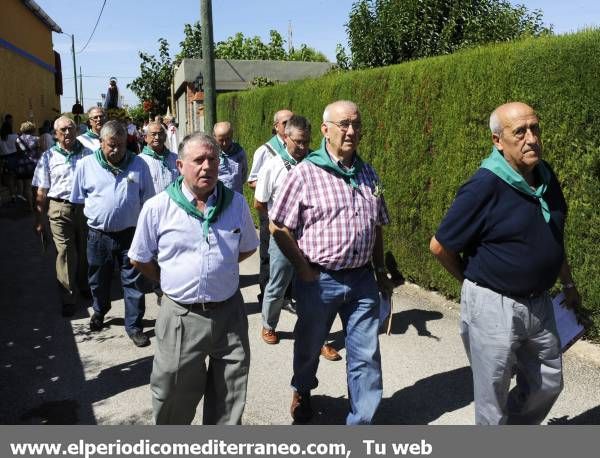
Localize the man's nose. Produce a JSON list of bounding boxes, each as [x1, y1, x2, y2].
[[525, 128, 539, 143]]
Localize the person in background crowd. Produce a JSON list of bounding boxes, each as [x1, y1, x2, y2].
[[164, 116, 179, 155], [32, 116, 93, 316], [213, 121, 248, 193], [77, 107, 105, 151], [15, 121, 40, 210], [247, 109, 293, 303], [430, 101, 581, 425], [70, 120, 155, 347]]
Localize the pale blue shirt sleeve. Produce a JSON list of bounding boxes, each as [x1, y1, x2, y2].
[[69, 159, 86, 204], [238, 195, 260, 253], [128, 199, 158, 263]]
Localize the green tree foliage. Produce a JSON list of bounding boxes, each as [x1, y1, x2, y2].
[[347, 0, 553, 68], [175, 22, 203, 65], [127, 38, 172, 116], [127, 104, 148, 125], [288, 44, 329, 62]]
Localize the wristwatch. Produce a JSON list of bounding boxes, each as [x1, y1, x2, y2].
[[562, 282, 575, 289]]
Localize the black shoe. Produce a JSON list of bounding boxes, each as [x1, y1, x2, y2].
[[129, 330, 150, 347], [61, 303, 76, 317], [282, 300, 297, 315], [89, 313, 104, 332]]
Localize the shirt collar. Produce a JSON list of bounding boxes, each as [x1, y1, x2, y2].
[[181, 180, 218, 207]]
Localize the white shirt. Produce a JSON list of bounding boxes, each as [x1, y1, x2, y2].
[[77, 132, 100, 151], [165, 124, 178, 155], [32, 145, 93, 199], [138, 150, 179, 194], [128, 183, 259, 303], [247, 135, 284, 182], [254, 154, 293, 211]]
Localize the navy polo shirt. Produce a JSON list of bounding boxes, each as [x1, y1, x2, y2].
[[435, 163, 567, 296]]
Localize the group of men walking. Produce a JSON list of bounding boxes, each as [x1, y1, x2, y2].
[[32, 98, 579, 427]]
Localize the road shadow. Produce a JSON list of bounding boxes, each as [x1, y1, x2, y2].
[[548, 405, 600, 425], [388, 309, 444, 340], [305, 366, 473, 425]]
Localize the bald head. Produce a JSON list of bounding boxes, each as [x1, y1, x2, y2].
[[490, 102, 541, 176], [273, 109, 293, 136], [490, 102, 536, 136], [323, 100, 359, 123], [213, 121, 233, 152]]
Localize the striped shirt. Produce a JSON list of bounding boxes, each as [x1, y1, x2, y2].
[[138, 150, 179, 193], [270, 159, 389, 271], [32, 146, 93, 199]]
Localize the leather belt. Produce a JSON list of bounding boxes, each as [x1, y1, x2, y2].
[[185, 301, 223, 312], [476, 281, 545, 299]]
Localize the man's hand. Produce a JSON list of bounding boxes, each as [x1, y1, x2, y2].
[[376, 271, 394, 297], [562, 285, 581, 310]]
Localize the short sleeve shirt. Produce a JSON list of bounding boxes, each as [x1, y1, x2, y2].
[[435, 165, 567, 295]]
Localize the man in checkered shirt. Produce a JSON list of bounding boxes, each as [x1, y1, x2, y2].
[[270, 100, 394, 424]]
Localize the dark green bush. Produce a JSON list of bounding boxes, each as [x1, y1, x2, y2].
[[218, 30, 600, 339]]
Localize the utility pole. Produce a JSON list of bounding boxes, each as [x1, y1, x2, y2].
[[79, 66, 84, 109], [201, 0, 216, 132], [71, 34, 79, 104]]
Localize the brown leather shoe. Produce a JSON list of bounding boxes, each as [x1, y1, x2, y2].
[[291, 391, 312, 423], [261, 327, 279, 344], [320, 344, 342, 361]]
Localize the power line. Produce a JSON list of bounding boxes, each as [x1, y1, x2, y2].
[[77, 0, 108, 54]]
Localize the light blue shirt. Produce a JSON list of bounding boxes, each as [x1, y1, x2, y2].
[[138, 150, 179, 193], [128, 182, 259, 303], [70, 154, 155, 231], [218, 153, 243, 194]]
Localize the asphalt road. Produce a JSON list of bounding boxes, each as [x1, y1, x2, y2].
[[1, 204, 599, 425]]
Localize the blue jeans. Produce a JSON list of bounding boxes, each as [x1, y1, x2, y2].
[[87, 227, 146, 335], [292, 266, 382, 425], [261, 235, 295, 330]]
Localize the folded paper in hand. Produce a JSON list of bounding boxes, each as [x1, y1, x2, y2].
[[552, 292, 585, 352]]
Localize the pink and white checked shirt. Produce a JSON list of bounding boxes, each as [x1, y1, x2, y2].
[[269, 160, 389, 270]]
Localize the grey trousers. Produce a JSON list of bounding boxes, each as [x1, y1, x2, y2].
[[151, 291, 250, 424], [460, 279, 563, 425]]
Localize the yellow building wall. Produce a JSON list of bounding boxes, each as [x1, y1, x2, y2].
[[0, 0, 61, 129]]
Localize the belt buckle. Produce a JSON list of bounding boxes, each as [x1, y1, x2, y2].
[[199, 302, 213, 312]]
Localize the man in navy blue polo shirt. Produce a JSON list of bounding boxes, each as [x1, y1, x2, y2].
[[429, 102, 581, 425]]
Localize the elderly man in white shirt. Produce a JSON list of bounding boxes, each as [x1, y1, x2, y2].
[[32, 116, 93, 317], [77, 107, 105, 151], [247, 109, 293, 302], [139, 121, 179, 194], [129, 132, 259, 425]]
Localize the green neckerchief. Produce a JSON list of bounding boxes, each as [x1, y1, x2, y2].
[[142, 145, 171, 168], [266, 135, 297, 165], [481, 146, 552, 223], [165, 176, 234, 239], [85, 129, 100, 139], [305, 138, 364, 189], [52, 140, 84, 164], [94, 148, 135, 176]]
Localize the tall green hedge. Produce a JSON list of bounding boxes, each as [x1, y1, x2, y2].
[[217, 30, 600, 339]]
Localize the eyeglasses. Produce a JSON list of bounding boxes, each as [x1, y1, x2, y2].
[[89, 115, 105, 120], [325, 120, 362, 131], [288, 137, 310, 149], [148, 131, 165, 137], [58, 126, 75, 132]]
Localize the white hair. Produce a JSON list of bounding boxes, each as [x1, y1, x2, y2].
[[53, 116, 74, 130], [489, 108, 502, 135]]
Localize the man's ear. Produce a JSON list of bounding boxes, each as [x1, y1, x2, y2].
[[321, 122, 328, 138], [492, 133, 502, 150]]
